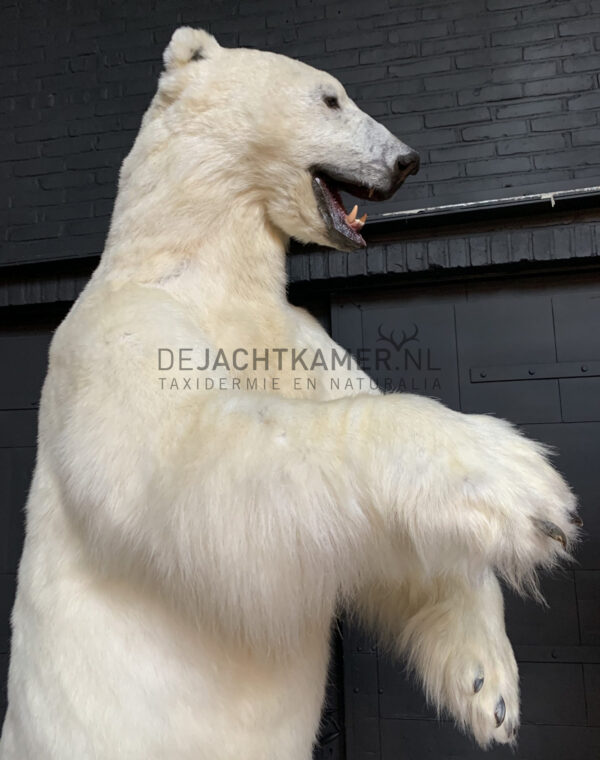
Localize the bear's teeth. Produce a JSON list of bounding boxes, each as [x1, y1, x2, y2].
[[354, 214, 367, 230], [368, 188, 374, 198], [346, 205, 358, 224]]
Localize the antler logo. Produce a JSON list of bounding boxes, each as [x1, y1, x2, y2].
[[376, 322, 419, 352]]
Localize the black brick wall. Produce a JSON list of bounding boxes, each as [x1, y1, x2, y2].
[[2, 0, 600, 267]]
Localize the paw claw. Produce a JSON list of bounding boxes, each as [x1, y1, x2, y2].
[[494, 696, 506, 727], [473, 675, 484, 693], [534, 518, 567, 548]]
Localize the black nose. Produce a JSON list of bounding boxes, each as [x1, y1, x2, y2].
[[397, 150, 420, 178]]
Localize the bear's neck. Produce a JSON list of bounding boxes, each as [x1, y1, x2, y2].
[[99, 191, 290, 311]]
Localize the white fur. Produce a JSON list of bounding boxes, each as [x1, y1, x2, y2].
[[0, 29, 579, 759]]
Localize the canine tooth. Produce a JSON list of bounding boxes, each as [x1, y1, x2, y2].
[[359, 213, 367, 224], [347, 205, 358, 224], [368, 188, 374, 198]]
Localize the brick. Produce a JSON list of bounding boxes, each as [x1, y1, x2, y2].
[[563, 53, 600, 72], [339, 66, 388, 85], [421, 35, 485, 56], [497, 134, 566, 155], [487, 0, 547, 8], [448, 238, 468, 268], [559, 16, 600, 35], [454, 11, 519, 34], [531, 112, 597, 131], [357, 79, 422, 100], [532, 228, 554, 261], [359, 44, 417, 65], [13, 157, 64, 176], [399, 128, 457, 148], [426, 106, 490, 127], [469, 236, 490, 266], [492, 25, 555, 46], [9, 222, 62, 242], [382, 114, 424, 134], [430, 143, 496, 163], [524, 74, 594, 96], [420, 162, 463, 181], [424, 69, 491, 93], [534, 149, 600, 169], [568, 91, 600, 110], [65, 151, 123, 170], [266, 6, 325, 28], [391, 92, 455, 114], [326, 30, 385, 52], [462, 120, 527, 140], [458, 83, 522, 105], [491, 61, 557, 83], [572, 128, 600, 147], [325, 0, 391, 19], [524, 37, 591, 59], [406, 241, 427, 272], [67, 115, 122, 136], [95, 95, 150, 116], [455, 46, 522, 69], [495, 98, 563, 119], [0, 140, 39, 161], [420, 0, 484, 20], [466, 156, 532, 176], [490, 234, 510, 264], [42, 201, 94, 222], [40, 171, 94, 189], [388, 22, 448, 43], [14, 122, 68, 143], [388, 56, 453, 79]]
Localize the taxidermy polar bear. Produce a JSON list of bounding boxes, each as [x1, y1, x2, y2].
[[0, 27, 581, 760]]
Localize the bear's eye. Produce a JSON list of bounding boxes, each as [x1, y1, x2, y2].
[[323, 95, 340, 110]]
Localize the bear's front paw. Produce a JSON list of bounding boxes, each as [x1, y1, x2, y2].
[[403, 572, 521, 748], [445, 621, 519, 747], [458, 413, 582, 589]]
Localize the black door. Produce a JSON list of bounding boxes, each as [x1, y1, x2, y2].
[[333, 270, 600, 760]]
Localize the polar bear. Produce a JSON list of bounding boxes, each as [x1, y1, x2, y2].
[[0, 27, 581, 760]]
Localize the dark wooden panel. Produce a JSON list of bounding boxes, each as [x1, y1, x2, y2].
[[379, 720, 600, 760], [0, 411, 38, 448], [360, 302, 460, 409], [378, 658, 433, 722], [519, 663, 586, 726], [575, 572, 600, 647], [0, 652, 7, 711], [0, 448, 33, 574], [0, 336, 51, 410], [560, 378, 600, 423], [0, 575, 15, 655], [523, 423, 600, 571], [504, 575, 580, 647], [584, 666, 600, 727], [552, 291, 600, 364], [455, 292, 561, 423]]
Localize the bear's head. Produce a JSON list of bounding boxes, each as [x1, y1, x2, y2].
[[132, 27, 419, 253]]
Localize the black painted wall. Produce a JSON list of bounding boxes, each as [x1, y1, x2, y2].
[[3, 0, 600, 267]]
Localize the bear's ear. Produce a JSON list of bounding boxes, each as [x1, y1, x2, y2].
[[163, 27, 221, 70]]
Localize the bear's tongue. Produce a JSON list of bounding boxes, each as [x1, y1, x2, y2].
[[313, 176, 368, 249]]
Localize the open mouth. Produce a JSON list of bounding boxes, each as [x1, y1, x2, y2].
[[311, 174, 368, 250], [310, 164, 415, 251]]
